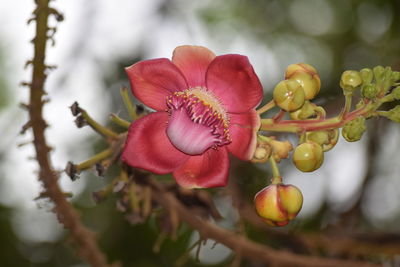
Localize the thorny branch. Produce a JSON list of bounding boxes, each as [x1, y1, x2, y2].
[[26, 0, 110, 266]]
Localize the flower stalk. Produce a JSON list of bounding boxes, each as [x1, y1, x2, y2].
[[110, 113, 131, 128], [269, 156, 282, 184], [76, 149, 113, 172], [79, 109, 119, 139], [256, 100, 275, 115], [120, 86, 138, 120]]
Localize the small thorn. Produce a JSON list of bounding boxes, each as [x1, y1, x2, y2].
[[20, 121, 32, 135], [17, 140, 33, 148], [34, 192, 49, 200], [70, 101, 82, 116], [49, 8, 64, 22], [20, 81, 31, 87], [24, 60, 33, 69], [19, 103, 30, 110], [48, 36, 56, 46], [42, 98, 50, 105], [45, 64, 57, 71], [27, 16, 36, 25]]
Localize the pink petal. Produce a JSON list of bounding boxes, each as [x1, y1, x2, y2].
[[172, 45, 216, 88], [125, 58, 188, 111], [122, 112, 189, 174], [173, 148, 229, 188], [227, 110, 260, 161], [206, 55, 263, 113]]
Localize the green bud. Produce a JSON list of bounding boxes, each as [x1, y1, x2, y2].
[[340, 70, 362, 92], [342, 117, 366, 142], [382, 67, 393, 93], [361, 84, 378, 99], [384, 106, 400, 123], [392, 71, 400, 82], [391, 86, 400, 100], [360, 68, 373, 85], [373, 66, 385, 84], [273, 79, 305, 112]]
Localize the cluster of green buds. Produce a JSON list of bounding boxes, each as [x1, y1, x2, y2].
[[253, 63, 400, 227], [340, 66, 400, 140]]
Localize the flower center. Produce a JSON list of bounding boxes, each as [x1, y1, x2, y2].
[[165, 87, 231, 155]]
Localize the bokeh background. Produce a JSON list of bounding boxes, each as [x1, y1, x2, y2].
[[0, 0, 400, 266]]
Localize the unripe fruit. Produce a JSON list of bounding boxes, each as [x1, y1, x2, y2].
[[340, 70, 362, 91], [293, 141, 324, 172], [285, 63, 321, 100], [254, 183, 303, 227], [273, 79, 305, 112]]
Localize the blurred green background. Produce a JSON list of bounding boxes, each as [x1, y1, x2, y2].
[[0, 0, 400, 266]]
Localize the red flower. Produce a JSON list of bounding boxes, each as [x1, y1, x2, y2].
[[122, 45, 263, 188]]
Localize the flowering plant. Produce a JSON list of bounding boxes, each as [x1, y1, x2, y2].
[[68, 45, 400, 227], [25, 1, 400, 265]]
